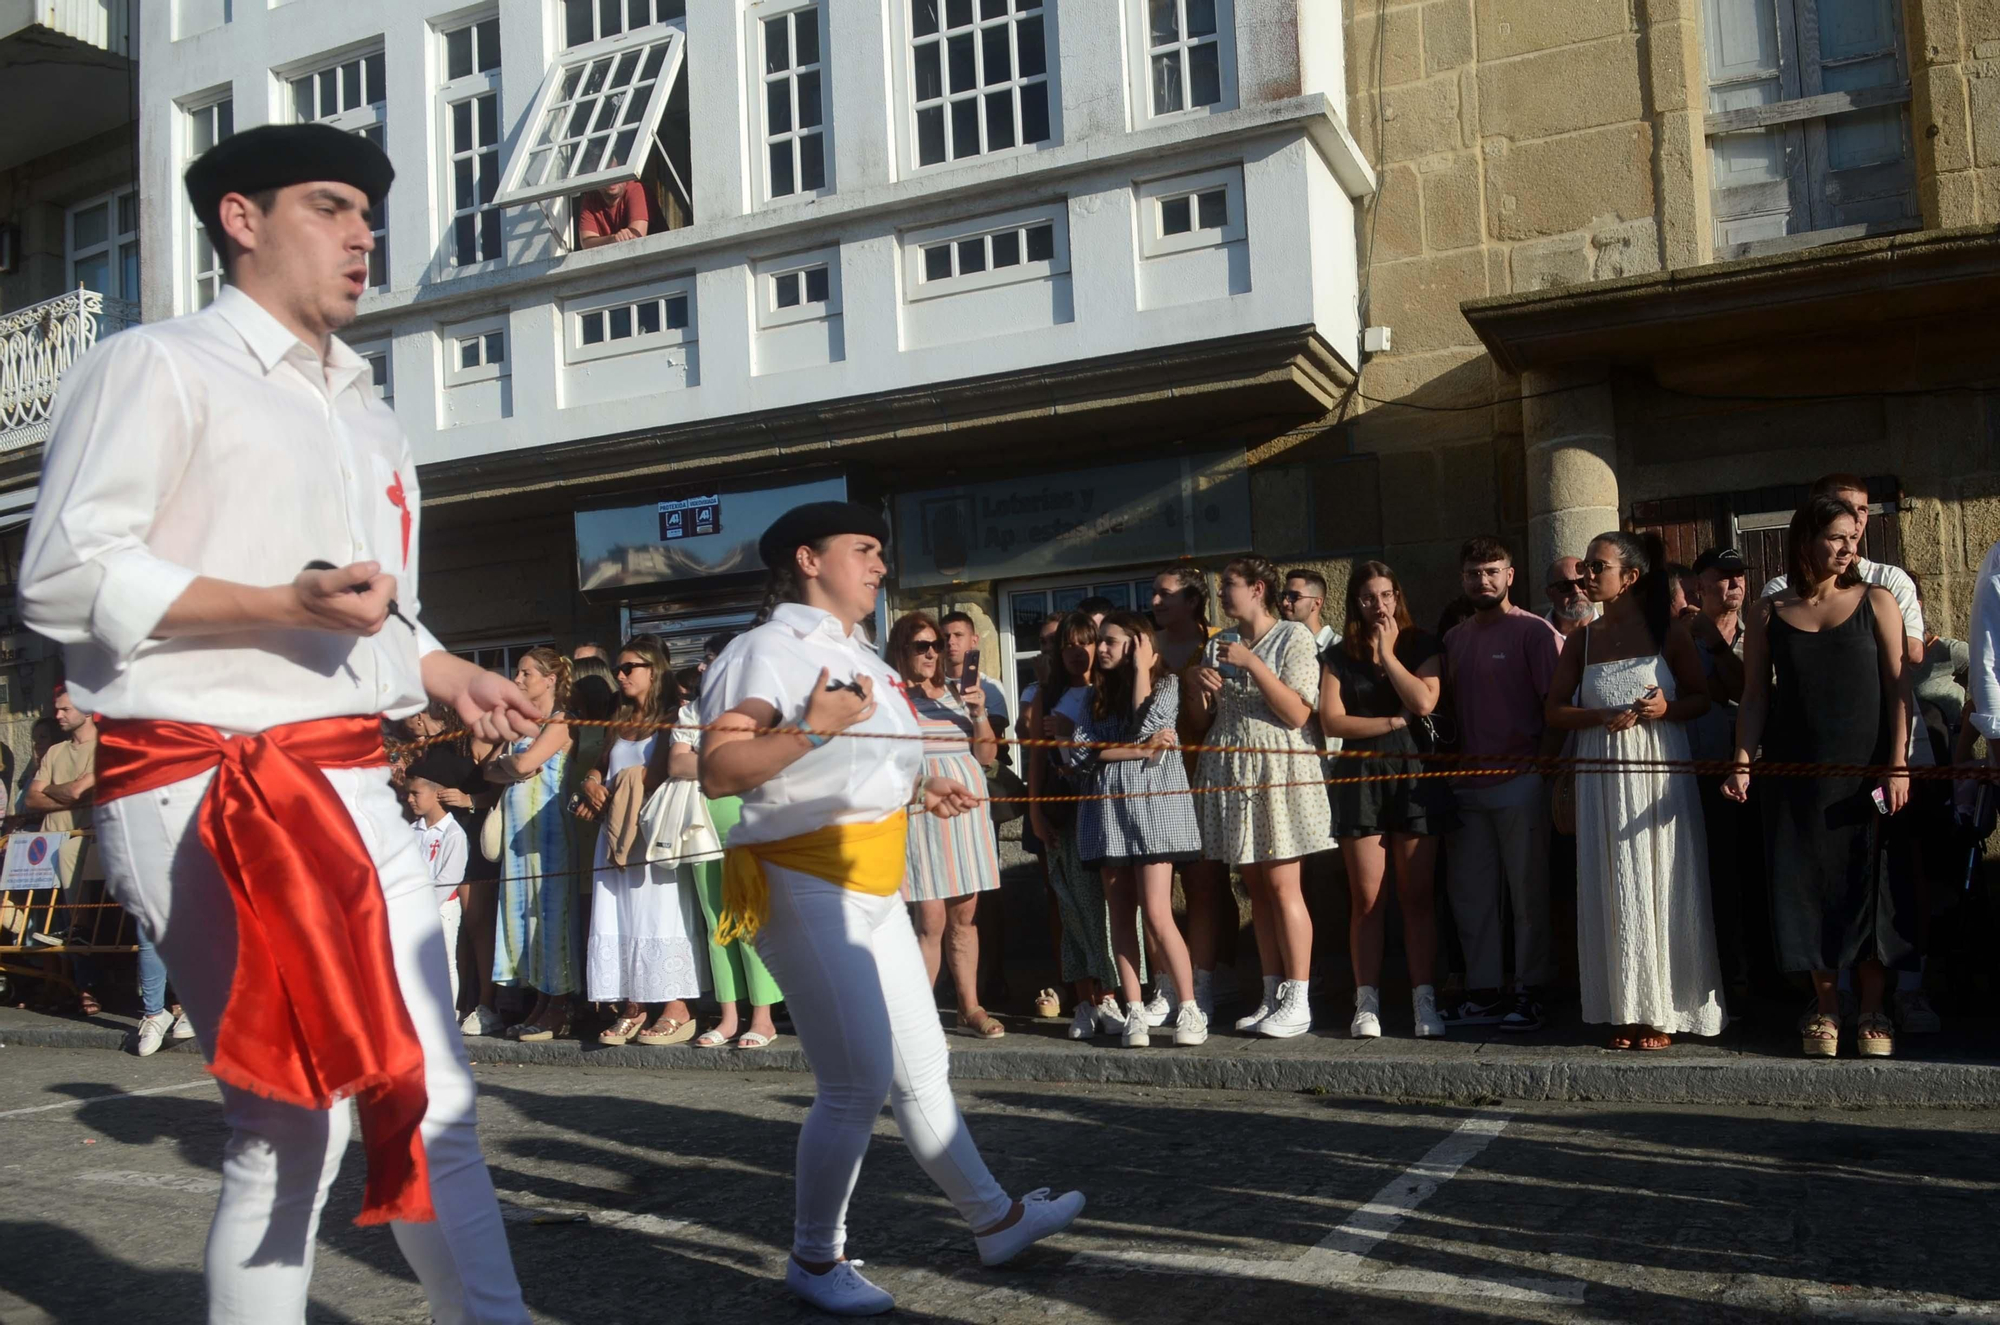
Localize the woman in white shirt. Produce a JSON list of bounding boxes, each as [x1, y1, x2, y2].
[[700, 502, 1083, 1317]]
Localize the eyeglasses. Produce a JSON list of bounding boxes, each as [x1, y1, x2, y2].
[[614, 662, 651, 676], [1581, 560, 1624, 576], [908, 639, 941, 654]]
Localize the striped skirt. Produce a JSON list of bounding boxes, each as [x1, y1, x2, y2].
[[903, 751, 1003, 902]]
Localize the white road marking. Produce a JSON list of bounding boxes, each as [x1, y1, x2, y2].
[[1068, 1110, 1586, 1304], [0, 1078, 214, 1119], [77, 1169, 221, 1195]]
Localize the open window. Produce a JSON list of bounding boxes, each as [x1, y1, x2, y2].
[[493, 25, 691, 252]]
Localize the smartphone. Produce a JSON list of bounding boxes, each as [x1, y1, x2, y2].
[[1632, 684, 1660, 712], [961, 648, 981, 695], [1871, 786, 1890, 816], [1210, 631, 1243, 681]]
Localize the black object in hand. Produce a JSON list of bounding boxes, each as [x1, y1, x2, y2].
[[303, 560, 415, 632], [825, 676, 866, 696]]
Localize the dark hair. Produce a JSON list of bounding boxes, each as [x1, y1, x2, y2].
[[675, 665, 703, 700], [1436, 596, 1476, 638], [1092, 610, 1165, 723], [887, 611, 943, 687], [1284, 568, 1328, 600], [1460, 535, 1513, 568], [1220, 555, 1282, 619], [701, 632, 736, 658], [205, 186, 281, 282], [1811, 473, 1871, 502], [567, 653, 618, 723], [1589, 530, 1672, 650], [1342, 561, 1416, 663], [573, 640, 613, 660], [1152, 565, 1210, 629], [1786, 495, 1866, 598], [612, 636, 681, 736], [1075, 595, 1116, 619], [1043, 611, 1099, 712], [520, 646, 574, 711], [938, 610, 976, 633], [752, 535, 834, 626]]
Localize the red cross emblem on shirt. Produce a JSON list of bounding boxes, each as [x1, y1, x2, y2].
[[386, 472, 411, 566]]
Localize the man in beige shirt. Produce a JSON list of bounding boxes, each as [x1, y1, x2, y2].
[[24, 685, 100, 890]]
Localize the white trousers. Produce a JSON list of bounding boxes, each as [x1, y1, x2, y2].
[[439, 894, 463, 1012], [95, 765, 529, 1325], [753, 864, 1013, 1262]]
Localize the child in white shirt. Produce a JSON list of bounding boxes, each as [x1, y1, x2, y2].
[[405, 776, 469, 1009]]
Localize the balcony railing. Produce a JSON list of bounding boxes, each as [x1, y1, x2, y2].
[[0, 288, 139, 455]]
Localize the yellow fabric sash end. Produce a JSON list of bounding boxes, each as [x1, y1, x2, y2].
[[714, 811, 910, 945]]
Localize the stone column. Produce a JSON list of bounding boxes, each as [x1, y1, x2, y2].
[[1523, 364, 1620, 578]]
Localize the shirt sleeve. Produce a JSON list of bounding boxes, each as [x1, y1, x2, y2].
[[19, 331, 200, 662], [435, 822, 468, 887], [670, 702, 701, 747], [1761, 575, 1788, 601], [1969, 547, 2000, 740], [1137, 675, 1179, 740], [983, 679, 1009, 726], [1526, 617, 1563, 699], [1277, 624, 1321, 707], [699, 634, 797, 727], [1876, 564, 1924, 640]]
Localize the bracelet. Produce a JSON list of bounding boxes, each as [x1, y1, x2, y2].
[[798, 728, 830, 749]]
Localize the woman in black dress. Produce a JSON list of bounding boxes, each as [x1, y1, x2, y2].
[[1725, 495, 1912, 1058], [1318, 562, 1455, 1041]]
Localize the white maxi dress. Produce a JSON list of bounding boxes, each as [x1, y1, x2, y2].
[[586, 734, 709, 1003]]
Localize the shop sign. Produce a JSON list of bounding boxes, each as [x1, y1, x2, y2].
[[576, 475, 849, 592], [659, 494, 721, 541], [894, 450, 1251, 588]]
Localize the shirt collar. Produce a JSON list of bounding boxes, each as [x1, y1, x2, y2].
[[209, 284, 369, 398], [771, 601, 869, 648]]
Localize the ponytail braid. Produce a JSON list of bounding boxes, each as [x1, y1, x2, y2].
[[522, 645, 573, 712]]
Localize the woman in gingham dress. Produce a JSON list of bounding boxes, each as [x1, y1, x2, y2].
[[889, 612, 1008, 1038], [1064, 612, 1207, 1047]]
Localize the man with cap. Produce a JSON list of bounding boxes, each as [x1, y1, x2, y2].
[[20, 124, 537, 1323], [699, 501, 1084, 1316]]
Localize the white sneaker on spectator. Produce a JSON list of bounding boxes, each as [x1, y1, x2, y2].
[[461, 1005, 504, 1037], [1122, 1004, 1150, 1048], [1094, 994, 1127, 1037], [1350, 986, 1382, 1039], [168, 1008, 196, 1041], [1413, 985, 1446, 1039], [1235, 975, 1280, 1033], [1192, 968, 1216, 1022], [1173, 1001, 1209, 1046], [1894, 989, 1941, 1034], [1066, 1003, 1097, 1040], [785, 1258, 893, 1316], [976, 1188, 1086, 1266], [1139, 990, 1171, 1027], [1257, 980, 1313, 1039], [133, 1012, 173, 1058]]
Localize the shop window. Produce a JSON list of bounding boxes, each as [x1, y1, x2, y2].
[[908, 0, 1052, 168], [290, 48, 390, 286]]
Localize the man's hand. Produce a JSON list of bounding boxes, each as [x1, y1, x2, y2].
[[290, 562, 396, 636], [449, 667, 545, 743]]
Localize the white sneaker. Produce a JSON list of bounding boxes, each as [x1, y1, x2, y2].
[[1235, 975, 1280, 1033], [1893, 989, 1941, 1034], [1173, 1001, 1209, 1046], [1192, 968, 1216, 1022], [1413, 985, 1446, 1039], [1257, 979, 1313, 1039], [1139, 990, 1171, 1027], [1122, 1004, 1150, 1047], [168, 1009, 196, 1041], [1066, 1002, 1097, 1040], [133, 1011, 173, 1058], [785, 1258, 893, 1316], [1350, 986, 1382, 1039], [976, 1188, 1087, 1267], [1093, 994, 1127, 1037], [461, 1005, 504, 1037]]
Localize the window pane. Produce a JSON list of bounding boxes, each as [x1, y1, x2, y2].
[[1025, 223, 1054, 261], [340, 60, 362, 111], [72, 252, 108, 294], [991, 229, 1020, 267], [291, 76, 313, 123], [1150, 0, 1179, 45], [1017, 15, 1046, 76], [477, 18, 501, 71], [981, 0, 1007, 17], [120, 237, 139, 290], [1020, 80, 1050, 142], [565, 0, 594, 48], [982, 24, 1011, 84], [117, 191, 137, 235], [765, 16, 790, 72], [478, 93, 498, 145], [1188, 42, 1222, 107], [583, 57, 611, 97], [581, 310, 605, 345], [454, 213, 476, 265], [218, 100, 233, 139], [923, 244, 953, 280], [795, 10, 820, 65], [913, 0, 939, 38], [369, 355, 389, 387], [628, 0, 651, 28], [447, 27, 473, 80], [947, 0, 972, 26], [1187, 0, 1218, 38], [73, 202, 107, 250], [318, 69, 338, 116], [195, 107, 216, 154], [957, 236, 986, 273], [768, 78, 793, 134], [610, 305, 633, 338], [948, 33, 976, 93], [1196, 188, 1228, 229], [364, 52, 385, 102], [610, 49, 641, 87], [453, 99, 472, 153], [917, 105, 947, 164], [804, 265, 830, 302], [579, 133, 611, 174], [1161, 195, 1192, 235], [368, 241, 387, 288], [984, 90, 1016, 149], [799, 132, 826, 190], [951, 96, 980, 156], [798, 69, 822, 127], [637, 300, 661, 334], [485, 330, 506, 363], [480, 209, 502, 261], [478, 148, 500, 202], [915, 41, 943, 101], [460, 338, 479, 369], [776, 271, 801, 308], [600, 0, 621, 38], [641, 42, 668, 79], [1153, 52, 1185, 114], [455, 157, 475, 210], [666, 295, 689, 329], [769, 141, 795, 196]]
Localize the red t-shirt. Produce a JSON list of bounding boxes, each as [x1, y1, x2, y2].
[[578, 180, 663, 240]]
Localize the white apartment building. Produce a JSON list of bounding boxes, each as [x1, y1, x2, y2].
[[139, 0, 1372, 704]]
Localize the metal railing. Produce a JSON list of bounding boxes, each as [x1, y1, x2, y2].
[[0, 287, 139, 455]]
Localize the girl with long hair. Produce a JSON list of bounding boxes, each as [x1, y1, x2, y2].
[[1191, 555, 1331, 1038], [700, 502, 1081, 1314], [583, 636, 710, 1046], [1318, 562, 1454, 1039], [1065, 611, 1206, 1046], [1148, 565, 1228, 1018], [484, 646, 579, 1040], [1548, 532, 1726, 1050], [889, 611, 1008, 1038]]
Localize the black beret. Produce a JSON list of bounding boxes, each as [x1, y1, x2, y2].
[[184, 123, 395, 239], [759, 501, 890, 570]]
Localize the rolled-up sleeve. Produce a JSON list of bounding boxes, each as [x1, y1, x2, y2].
[[1969, 543, 2000, 741], [20, 331, 197, 662]]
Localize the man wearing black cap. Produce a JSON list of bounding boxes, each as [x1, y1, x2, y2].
[[1688, 547, 1769, 1000], [20, 124, 535, 1323]]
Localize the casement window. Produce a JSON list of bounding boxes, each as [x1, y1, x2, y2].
[[564, 278, 696, 364], [444, 321, 509, 386], [1137, 0, 1235, 118], [563, 0, 685, 49], [438, 15, 506, 268], [354, 344, 393, 405], [290, 49, 391, 287], [756, 250, 840, 329], [186, 96, 234, 309], [1702, 0, 1917, 259], [759, 5, 829, 200], [68, 188, 139, 304], [906, 207, 1067, 299], [1136, 166, 1245, 257], [908, 0, 1052, 168]]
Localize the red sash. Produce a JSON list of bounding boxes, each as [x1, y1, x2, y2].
[[94, 716, 434, 1227]]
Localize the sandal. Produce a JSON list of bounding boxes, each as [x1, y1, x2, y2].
[[1801, 1012, 1839, 1058], [1632, 1029, 1672, 1051], [734, 1030, 774, 1050], [598, 1012, 648, 1046], [1033, 988, 1062, 1019], [636, 1016, 697, 1047], [1607, 1031, 1635, 1051], [962, 1010, 1007, 1040], [1856, 1011, 1894, 1059], [78, 991, 102, 1018], [693, 1028, 734, 1048]]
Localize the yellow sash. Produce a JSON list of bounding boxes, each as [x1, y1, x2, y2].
[[714, 811, 910, 945]]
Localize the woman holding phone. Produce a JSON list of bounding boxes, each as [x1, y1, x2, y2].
[[700, 502, 1083, 1315]]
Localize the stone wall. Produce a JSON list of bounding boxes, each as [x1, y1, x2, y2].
[[1907, 0, 2000, 229]]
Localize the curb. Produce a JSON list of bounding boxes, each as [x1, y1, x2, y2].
[[14, 1022, 1999, 1109]]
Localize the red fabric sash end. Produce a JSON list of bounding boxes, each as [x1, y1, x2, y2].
[[95, 716, 436, 1226]]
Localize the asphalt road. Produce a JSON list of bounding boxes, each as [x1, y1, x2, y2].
[[1, 1047, 1995, 1324]]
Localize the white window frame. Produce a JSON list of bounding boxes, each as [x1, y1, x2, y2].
[[442, 315, 511, 387], [1130, 0, 1236, 121], [901, 0, 1057, 173], [286, 46, 391, 288], [755, 247, 841, 330], [751, 2, 832, 204], [904, 203, 1069, 301], [183, 93, 234, 310], [436, 13, 507, 271], [562, 276, 696, 365], [1136, 166, 1245, 258], [352, 340, 394, 405], [66, 186, 141, 304], [561, 0, 684, 50], [492, 26, 687, 211]]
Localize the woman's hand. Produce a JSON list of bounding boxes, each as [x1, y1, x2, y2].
[[1372, 617, 1400, 664], [801, 669, 876, 737], [580, 776, 609, 813], [1134, 630, 1160, 677], [1149, 728, 1180, 750], [1216, 639, 1257, 672], [1721, 767, 1750, 803], [437, 786, 474, 811], [960, 681, 987, 721], [1602, 708, 1641, 733], [1631, 687, 1668, 722], [1193, 666, 1224, 697], [1881, 768, 1909, 815], [923, 777, 980, 819]]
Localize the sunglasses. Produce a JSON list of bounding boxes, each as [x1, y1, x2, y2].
[[1547, 578, 1587, 594], [908, 639, 942, 654], [1279, 590, 1319, 603], [1582, 560, 1624, 576], [614, 661, 651, 676]]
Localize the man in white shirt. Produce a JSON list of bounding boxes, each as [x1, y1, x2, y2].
[[406, 775, 470, 1009], [20, 124, 537, 1324]]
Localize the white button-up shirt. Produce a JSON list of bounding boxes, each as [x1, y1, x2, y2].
[[1968, 539, 2000, 741], [700, 602, 923, 845], [19, 285, 444, 733]]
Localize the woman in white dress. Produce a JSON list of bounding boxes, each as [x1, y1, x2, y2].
[[1546, 531, 1727, 1049], [583, 636, 709, 1047]]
